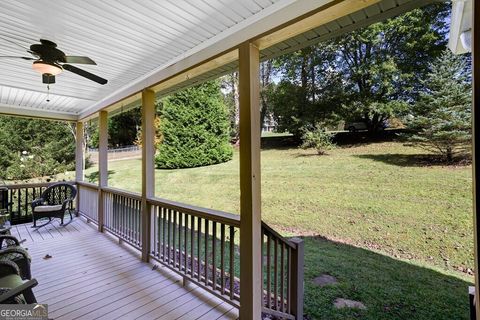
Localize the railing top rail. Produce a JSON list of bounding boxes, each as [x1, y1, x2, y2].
[[6, 181, 75, 189], [102, 186, 142, 201], [147, 196, 240, 227], [76, 181, 99, 190], [262, 221, 297, 249]]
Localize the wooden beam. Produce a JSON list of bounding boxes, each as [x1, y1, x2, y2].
[[473, 0, 480, 318], [75, 121, 84, 217], [254, 0, 380, 49], [238, 42, 262, 320], [141, 89, 156, 262], [97, 110, 108, 232], [0, 103, 78, 121]]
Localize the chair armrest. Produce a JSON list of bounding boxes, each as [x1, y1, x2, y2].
[[31, 198, 45, 209], [0, 260, 20, 276], [0, 247, 31, 262], [0, 278, 38, 304], [0, 235, 20, 249]]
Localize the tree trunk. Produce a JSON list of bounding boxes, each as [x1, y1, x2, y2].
[[446, 146, 453, 162]]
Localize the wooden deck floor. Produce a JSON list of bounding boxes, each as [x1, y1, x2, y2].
[[10, 217, 239, 320]]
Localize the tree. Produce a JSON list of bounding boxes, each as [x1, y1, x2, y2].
[[332, 3, 449, 131], [155, 80, 233, 169], [0, 116, 76, 180], [221, 72, 239, 141], [85, 108, 141, 149], [405, 50, 472, 162], [269, 44, 344, 137], [268, 3, 449, 134]]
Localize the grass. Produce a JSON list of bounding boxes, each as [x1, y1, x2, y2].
[[83, 141, 473, 319]]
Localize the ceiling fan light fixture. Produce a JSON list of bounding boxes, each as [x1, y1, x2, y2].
[[32, 61, 62, 75]]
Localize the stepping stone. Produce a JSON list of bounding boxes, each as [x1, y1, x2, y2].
[[312, 274, 337, 287], [333, 298, 367, 310]]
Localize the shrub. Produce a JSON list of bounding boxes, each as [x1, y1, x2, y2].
[[155, 81, 233, 169], [301, 126, 336, 155]]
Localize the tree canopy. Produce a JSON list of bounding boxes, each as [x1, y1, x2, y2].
[[0, 116, 76, 180], [268, 2, 450, 135]]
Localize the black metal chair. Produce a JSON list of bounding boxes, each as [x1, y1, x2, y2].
[[31, 183, 77, 228]]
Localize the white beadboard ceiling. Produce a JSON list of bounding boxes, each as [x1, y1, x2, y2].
[[0, 0, 289, 119], [0, 0, 438, 121]]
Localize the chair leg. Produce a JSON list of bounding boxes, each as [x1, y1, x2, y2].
[[22, 288, 37, 304]]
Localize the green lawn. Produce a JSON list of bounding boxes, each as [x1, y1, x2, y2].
[[85, 141, 473, 319]]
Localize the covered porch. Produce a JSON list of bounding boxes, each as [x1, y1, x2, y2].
[[0, 0, 478, 319]]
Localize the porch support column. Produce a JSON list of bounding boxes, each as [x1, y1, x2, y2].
[[75, 121, 84, 216], [473, 1, 480, 318], [238, 41, 262, 320], [98, 110, 108, 232], [141, 89, 155, 262]]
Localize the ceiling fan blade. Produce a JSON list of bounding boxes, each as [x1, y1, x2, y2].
[[64, 56, 96, 65], [63, 64, 108, 85], [0, 56, 35, 60], [42, 74, 55, 84]]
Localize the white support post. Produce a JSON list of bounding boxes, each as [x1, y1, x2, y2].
[[238, 42, 262, 320], [141, 89, 156, 262], [75, 121, 85, 216], [472, 1, 480, 319], [98, 111, 108, 232]]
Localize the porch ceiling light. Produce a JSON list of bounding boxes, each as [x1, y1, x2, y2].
[[32, 61, 63, 76], [460, 29, 472, 52]]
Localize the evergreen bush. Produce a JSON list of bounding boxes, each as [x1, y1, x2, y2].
[[155, 81, 233, 169]]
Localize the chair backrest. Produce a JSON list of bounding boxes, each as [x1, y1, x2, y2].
[[0, 187, 8, 211], [41, 183, 77, 206]]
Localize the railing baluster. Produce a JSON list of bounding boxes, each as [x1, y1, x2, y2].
[[221, 223, 225, 295], [184, 212, 187, 274], [204, 219, 209, 286], [156, 206, 160, 257], [190, 215, 194, 277], [168, 209, 172, 264], [179, 212, 183, 271], [281, 242, 285, 313], [162, 208, 166, 262], [261, 228, 265, 307], [274, 237, 278, 310], [197, 216, 201, 282], [229, 226, 235, 300], [287, 247, 291, 314], [173, 210, 177, 268], [267, 233, 271, 309], [212, 221, 217, 290]]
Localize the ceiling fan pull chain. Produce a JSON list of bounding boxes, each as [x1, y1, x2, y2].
[[46, 84, 50, 102]]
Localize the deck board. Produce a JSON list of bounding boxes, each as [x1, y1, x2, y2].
[[12, 217, 238, 320]]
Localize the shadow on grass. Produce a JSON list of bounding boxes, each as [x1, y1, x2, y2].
[[300, 235, 471, 320], [353, 153, 469, 167], [85, 170, 116, 183]]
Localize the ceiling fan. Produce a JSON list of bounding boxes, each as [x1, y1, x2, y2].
[[0, 39, 108, 85]]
